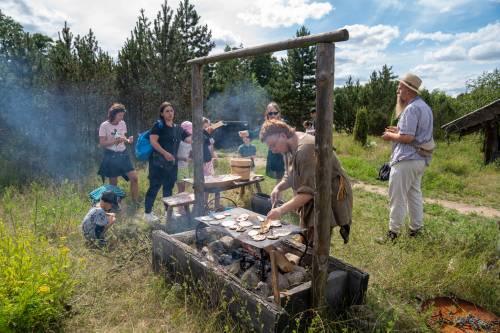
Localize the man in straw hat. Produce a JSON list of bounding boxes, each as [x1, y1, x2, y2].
[[377, 73, 434, 243]]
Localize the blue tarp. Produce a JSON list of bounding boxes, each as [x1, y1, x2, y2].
[[88, 184, 126, 204]]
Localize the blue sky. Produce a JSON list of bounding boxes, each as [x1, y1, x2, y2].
[[2, 0, 499, 94]]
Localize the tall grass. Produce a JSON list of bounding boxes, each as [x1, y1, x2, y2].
[[0, 182, 88, 332], [0, 136, 498, 331]]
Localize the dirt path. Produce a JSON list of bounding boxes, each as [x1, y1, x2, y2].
[[353, 181, 500, 219]]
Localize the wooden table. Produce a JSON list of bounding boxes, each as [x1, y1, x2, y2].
[[184, 175, 265, 210]]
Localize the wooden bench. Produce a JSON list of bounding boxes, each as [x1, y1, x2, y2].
[[162, 192, 195, 221]]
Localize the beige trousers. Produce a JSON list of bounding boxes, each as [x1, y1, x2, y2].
[[388, 159, 426, 233]]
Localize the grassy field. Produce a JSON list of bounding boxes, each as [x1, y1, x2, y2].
[[0, 135, 499, 332]]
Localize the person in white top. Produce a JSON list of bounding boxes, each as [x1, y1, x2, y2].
[[98, 103, 139, 202], [176, 121, 193, 194]]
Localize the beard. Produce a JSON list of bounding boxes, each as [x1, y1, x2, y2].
[[395, 95, 408, 119]]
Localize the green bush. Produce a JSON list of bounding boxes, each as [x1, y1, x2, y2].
[[353, 107, 369, 146], [0, 183, 84, 332], [0, 220, 76, 332]]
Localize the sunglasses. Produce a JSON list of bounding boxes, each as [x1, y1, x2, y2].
[[267, 111, 279, 116]]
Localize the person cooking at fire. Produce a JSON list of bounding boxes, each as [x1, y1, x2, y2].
[[260, 119, 353, 246]]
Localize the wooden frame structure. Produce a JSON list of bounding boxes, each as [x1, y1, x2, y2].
[[189, 28, 349, 308], [442, 99, 500, 164]]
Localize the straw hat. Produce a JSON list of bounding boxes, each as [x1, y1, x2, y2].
[[398, 73, 422, 94]]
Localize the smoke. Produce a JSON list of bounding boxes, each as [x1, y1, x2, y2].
[[205, 80, 270, 127], [0, 76, 108, 183]]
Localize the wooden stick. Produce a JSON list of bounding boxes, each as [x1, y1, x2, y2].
[[270, 250, 281, 309], [187, 29, 349, 65], [191, 64, 205, 216]]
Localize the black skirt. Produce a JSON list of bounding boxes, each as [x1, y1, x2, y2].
[[265, 149, 285, 179], [98, 149, 134, 179]]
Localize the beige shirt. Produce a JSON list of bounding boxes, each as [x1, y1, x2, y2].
[[99, 120, 127, 152], [282, 133, 353, 237]]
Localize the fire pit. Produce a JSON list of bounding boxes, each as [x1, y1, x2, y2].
[[152, 209, 369, 332]]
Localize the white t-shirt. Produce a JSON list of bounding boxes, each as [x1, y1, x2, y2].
[[177, 141, 192, 168], [99, 120, 127, 152]]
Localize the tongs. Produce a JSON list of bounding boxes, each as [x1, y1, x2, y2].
[[260, 201, 276, 234]]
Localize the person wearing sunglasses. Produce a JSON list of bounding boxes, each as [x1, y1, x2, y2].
[[264, 102, 286, 190]]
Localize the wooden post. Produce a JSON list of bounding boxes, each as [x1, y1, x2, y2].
[[188, 29, 348, 65], [191, 64, 205, 216], [484, 121, 499, 164], [312, 43, 334, 310]]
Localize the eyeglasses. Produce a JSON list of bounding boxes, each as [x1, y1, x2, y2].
[[267, 111, 279, 117]]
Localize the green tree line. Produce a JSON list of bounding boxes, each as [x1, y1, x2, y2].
[[1, 1, 498, 186]]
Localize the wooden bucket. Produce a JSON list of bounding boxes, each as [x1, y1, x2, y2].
[[230, 158, 252, 180]]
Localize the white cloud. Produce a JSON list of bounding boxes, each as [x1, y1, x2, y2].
[[468, 42, 500, 61], [415, 22, 500, 64], [416, 0, 474, 13], [411, 63, 453, 78], [377, 0, 475, 12], [377, 0, 404, 9], [453, 22, 500, 45], [333, 24, 399, 72], [206, 22, 242, 47], [404, 30, 454, 43], [404, 23, 500, 46], [1, 0, 68, 38], [342, 24, 399, 49], [236, 0, 333, 28], [425, 45, 468, 61]]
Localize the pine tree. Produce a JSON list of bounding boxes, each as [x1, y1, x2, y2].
[[353, 106, 369, 146], [116, 9, 156, 133], [267, 26, 316, 127], [173, 0, 214, 118], [364, 64, 397, 134], [249, 53, 277, 87]]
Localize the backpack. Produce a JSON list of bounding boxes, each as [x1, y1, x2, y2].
[[135, 120, 164, 161]]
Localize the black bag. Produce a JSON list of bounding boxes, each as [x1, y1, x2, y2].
[[151, 151, 176, 171], [251, 193, 284, 216], [378, 163, 391, 181]]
